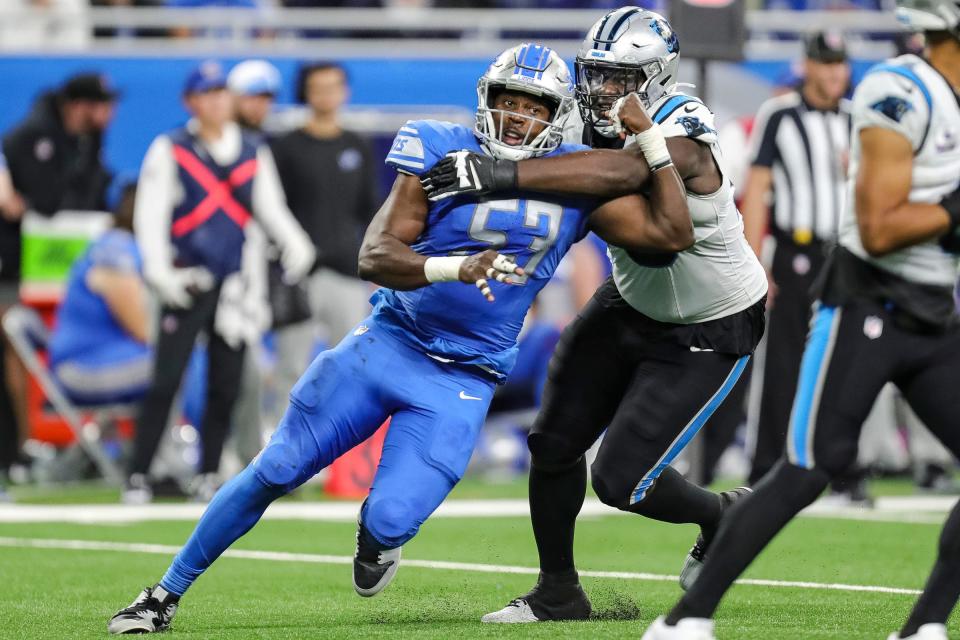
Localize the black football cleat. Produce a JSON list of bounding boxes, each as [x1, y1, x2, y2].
[[353, 520, 401, 597], [107, 584, 179, 634], [679, 486, 753, 591], [481, 572, 592, 623]]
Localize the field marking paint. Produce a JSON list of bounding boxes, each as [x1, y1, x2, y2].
[[0, 496, 952, 525], [0, 536, 922, 597]]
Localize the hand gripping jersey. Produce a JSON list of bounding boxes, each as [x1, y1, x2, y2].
[[840, 54, 960, 288], [375, 120, 595, 380], [606, 92, 768, 324]]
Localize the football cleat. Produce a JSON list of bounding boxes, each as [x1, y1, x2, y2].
[[107, 584, 179, 634], [641, 616, 717, 640], [888, 623, 948, 640], [680, 487, 752, 591], [353, 522, 401, 597], [481, 573, 591, 623]]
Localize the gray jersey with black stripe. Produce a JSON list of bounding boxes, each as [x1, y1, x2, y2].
[[604, 92, 768, 324], [840, 54, 960, 287]]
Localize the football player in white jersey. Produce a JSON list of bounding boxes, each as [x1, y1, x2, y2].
[[420, 7, 767, 623], [636, 1, 960, 638]]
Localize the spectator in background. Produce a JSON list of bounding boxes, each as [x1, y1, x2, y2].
[[2, 72, 117, 220], [269, 61, 377, 415], [128, 61, 314, 504], [0, 153, 23, 499], [225, 58, 284, 469], [48, 176, 152, 405], [0, 0, 91, 50], [227, 59, 282, 134]]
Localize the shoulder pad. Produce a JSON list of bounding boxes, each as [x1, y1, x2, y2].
[[385, 119, 473, 176], [653, 96, 718, 144], [854, 59, 932, 151]]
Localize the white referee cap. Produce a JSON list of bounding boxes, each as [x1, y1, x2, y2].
[[227, 60, 282, 97]]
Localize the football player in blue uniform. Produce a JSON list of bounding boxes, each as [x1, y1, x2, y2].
[[107, 43, 694, 634]]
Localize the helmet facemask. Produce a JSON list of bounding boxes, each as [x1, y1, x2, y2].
[[475, 79, 572, 161], [575, 59, 665, 138]]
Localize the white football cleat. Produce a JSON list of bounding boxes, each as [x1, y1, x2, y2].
[[642, 616, 717, 640], [887, 623, 948, 640], [481, 598, 541, 623]]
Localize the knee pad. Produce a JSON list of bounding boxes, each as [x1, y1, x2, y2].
[[528, 432, 584, 473], [251, 441, 304, 489], [590, 468, 630, 510], [363, 497, 419, 549]]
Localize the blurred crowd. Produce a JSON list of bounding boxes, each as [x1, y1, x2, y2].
[[0, 0, 897, 50]]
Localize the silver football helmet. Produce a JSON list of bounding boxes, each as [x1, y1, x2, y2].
[[575, 7, 680, 138], [475, 43, 576, 161], [896, 0, 960, 38]]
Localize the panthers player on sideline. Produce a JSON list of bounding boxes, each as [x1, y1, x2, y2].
[[639, 1, 960, 638], [106, 43, 694, 634], [421, 8, 766, 624]]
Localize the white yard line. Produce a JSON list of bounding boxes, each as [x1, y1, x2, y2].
[[0, 496, 953, 524], [0, 536, 922, 596]]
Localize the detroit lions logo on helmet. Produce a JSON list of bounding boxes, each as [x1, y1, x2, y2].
[[870, 96, 913, 123], [650, 18, 679, 55]]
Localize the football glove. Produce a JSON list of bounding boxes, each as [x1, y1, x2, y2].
[[147, 266, 215, 309], [419, 151, 518, 202]]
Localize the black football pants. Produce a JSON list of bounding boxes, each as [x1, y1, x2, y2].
[[130, 286, 245, 477]]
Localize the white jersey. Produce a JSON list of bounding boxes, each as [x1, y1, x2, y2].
[[839, 54, 960, 287], [607, 92, 768, 324]]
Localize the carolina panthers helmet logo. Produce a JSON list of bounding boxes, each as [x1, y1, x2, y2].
[[650, 19, 679, 55], [870, 96, 913, 123]]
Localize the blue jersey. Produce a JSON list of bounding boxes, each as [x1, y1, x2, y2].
[[49, 229, 150, 368], [374, 119, 596, 380]]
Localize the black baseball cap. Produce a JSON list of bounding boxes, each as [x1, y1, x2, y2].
[[61, 73, 120, 102], [805, 31, 848, 63]]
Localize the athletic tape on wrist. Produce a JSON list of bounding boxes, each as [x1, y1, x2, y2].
[[635, 125, 671, 171], [424, 256, 466, 283]]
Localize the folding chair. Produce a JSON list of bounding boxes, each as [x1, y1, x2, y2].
[[3, 305, 128, 484]]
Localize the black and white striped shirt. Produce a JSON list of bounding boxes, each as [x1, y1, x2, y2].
[[749, 92, 851, 243]]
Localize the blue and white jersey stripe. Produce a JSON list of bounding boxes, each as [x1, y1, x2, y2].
[[386, 126, 426, 171]]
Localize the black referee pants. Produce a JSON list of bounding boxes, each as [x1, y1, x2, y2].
[[750, 237, 825, 484], [130, 287, 245, 478]]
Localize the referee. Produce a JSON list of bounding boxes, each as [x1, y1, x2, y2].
[[740, 32, 854, 488]]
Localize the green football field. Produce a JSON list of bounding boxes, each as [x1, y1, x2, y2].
[[0, 480, 956, 639]]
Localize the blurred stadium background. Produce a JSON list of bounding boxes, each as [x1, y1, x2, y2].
[[0, 1, 957, 638]]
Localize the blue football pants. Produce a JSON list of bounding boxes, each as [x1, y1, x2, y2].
[[161, 317, 495, 596]]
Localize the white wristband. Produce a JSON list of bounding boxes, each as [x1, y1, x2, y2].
[[635, 125, 672, 170], [424, 256, 466, 283]]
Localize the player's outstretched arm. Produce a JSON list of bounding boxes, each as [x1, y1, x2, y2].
[[358, 174, 524, 301], [855, 127, 958, 256]]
